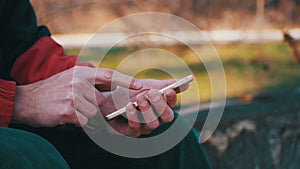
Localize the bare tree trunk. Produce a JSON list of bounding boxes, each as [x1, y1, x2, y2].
[[256, 0, 265, 25]]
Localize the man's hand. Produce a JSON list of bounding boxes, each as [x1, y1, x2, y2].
[[99, 79, 189, 137], [12, 66, 142, 127]]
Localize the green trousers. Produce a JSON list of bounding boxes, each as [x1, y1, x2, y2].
[[3, 114, 211, 169], [0, 126, 70, 169]]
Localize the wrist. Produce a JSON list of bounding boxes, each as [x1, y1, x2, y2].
[[0, 79, 17, 126], [12, 85, 25, 124]]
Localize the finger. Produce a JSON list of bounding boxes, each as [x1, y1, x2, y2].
[[108, 119, 141, 137], [174, 83, 189, 93], [125, 102, 141, 132], [164, 89, 177, 108], [75, 66, 142, 90], [73, 110, 88, 127], [95, 68, 142, 90], [159, 107, 174, 124], [137, 94, 160, 131], [94, 90, 105, 106], [76, 61, 95, 68], [123, 126, 141, 137], [74, 66, 113, 92], [73, 93, 99, 118], [148, 89, 174, 124], [72, 76, 105, 106]]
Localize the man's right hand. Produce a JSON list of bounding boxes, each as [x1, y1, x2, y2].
[[12, 66, 142, 127]]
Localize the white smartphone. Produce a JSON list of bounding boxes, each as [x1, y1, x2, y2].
[[105, 74, 194, 120]]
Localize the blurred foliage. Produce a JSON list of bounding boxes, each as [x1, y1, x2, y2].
[[65, 42, 300, 102]]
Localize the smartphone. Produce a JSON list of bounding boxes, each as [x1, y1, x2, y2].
[[105, 74, 194, 120]]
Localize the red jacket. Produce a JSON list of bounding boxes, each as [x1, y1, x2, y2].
[[0, 37, 80, 127], [0, 0, 81, 126]]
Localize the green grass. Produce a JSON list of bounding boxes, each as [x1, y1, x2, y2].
[[65, 42, 300, 103]]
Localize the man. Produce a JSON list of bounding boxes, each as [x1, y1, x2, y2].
[[0, 0, 211, 168]]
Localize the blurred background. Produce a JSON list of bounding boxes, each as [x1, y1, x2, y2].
[[31, 0, 300, 33], [30, 0, 300, 168]]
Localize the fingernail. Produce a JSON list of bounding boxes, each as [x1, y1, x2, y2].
[[133, 80, 142, 89], [138, 96, 148, 107], [104, 71, 112, 79], [149, 92, 161, 102]]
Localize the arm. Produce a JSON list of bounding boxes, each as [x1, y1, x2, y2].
[[0, 0, 82, 84], [0, 0, 183, 135], [0, 0, 50, 81], [0, 0, 93, 126], [12, 66, 142, 127], [0, 79, 16, 126], [0, 0, 80, 126]]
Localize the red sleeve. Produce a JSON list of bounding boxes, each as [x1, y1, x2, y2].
[[0, 79, 16, 126], [10, 36, 79, 85], [1, 36, 94, 126]]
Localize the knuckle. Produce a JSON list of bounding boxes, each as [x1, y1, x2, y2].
[[65, 91, 75, 101], [126, 102, 136, 113], [60, 104, 76, 118], [89, 107, 98, 117], [157, 103, 168, 114], [58, 111, 73, 125], [148, 90, 161, 102], [64, 110, 75, 119], [166, 89, 177, 99]]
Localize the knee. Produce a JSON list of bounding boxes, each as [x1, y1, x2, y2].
[[0, 127, 69, 169]]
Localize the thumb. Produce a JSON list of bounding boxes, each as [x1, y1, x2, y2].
[[94, 68, 143, 90]]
